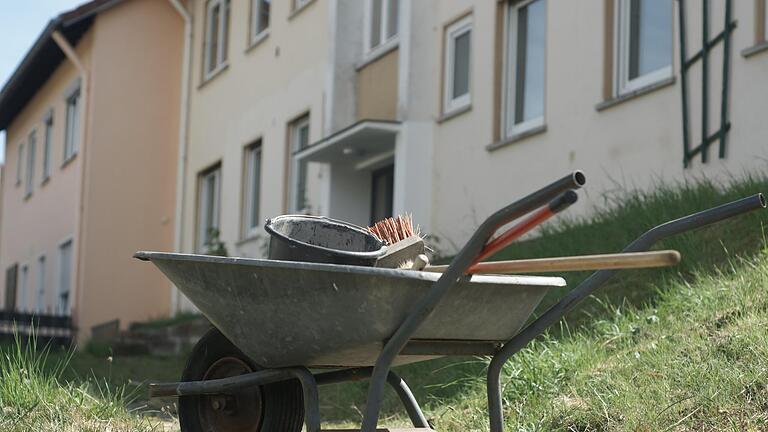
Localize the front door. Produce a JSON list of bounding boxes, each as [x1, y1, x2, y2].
[[4, 265, 17, 312], [370, 165, 394, 225]]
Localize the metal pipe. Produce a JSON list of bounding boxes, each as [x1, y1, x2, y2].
[[167, 0, 193, 314], [149, 368, 297, 397], [679, 0, 691, 166], [360, 171, 585, 432], [51, 30, 89, 334], [486, 193, 765, 432]]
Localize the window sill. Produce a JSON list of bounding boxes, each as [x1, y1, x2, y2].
[[61, 154, 78, 169], [486, 124, 547, 152], [742, 41, 768, 58], [199, 63, 229, 89], [288, 0, 316, 20], [246, 30, 270, 53], [356, 39, 399, 71], [596, 76, 675, 112], [437, 104, 471, 124]]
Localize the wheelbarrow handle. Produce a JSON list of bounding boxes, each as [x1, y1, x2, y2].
[[487, 192, 766, 432], [360, 171, 585, 432]]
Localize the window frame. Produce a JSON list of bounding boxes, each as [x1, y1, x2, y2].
[[42, 110, 53, 182], [502, 0, 547, 138], [58, 238, 73, 316], [63, 86, 81, 164], [242, 141, 263, 238], [203, 0, 230, 80], [363, 0, 400, 57], [249, 0, 270, 46], [196, 164, 222, 253], [25, 130, 36, 198], [288, 114, 311, 214], [443, 15, 473, 115], [614, 0, 673, 96]]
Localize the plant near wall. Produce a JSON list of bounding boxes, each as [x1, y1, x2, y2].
[[204, 228, 229, 257]]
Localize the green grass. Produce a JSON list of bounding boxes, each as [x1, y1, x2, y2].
[[0, 336, 175, 431], [2, 175, 768, 431]]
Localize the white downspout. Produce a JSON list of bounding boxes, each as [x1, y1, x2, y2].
[[168, 0, 192, 314], [51, 30, 89, 336]]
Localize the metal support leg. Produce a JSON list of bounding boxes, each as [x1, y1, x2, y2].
[[486, 194, 765, 431], [289, 368, 322, 432], [315, 367, 430, 428], [386, 371, 431, 428]]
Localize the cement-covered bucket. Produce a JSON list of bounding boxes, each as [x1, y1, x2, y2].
[[264, 215, 386, 266]]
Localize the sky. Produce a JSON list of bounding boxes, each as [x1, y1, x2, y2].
[[0, 0, 85, 164]]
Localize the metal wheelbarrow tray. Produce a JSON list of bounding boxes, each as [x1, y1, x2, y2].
[[132, 252, 565, 368], [138, 171, 765, 432]]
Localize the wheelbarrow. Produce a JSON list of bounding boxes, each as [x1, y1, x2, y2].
[[135, 171, 765, 432]]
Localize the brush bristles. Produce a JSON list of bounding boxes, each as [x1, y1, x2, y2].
[[368, 214, 417, 245]]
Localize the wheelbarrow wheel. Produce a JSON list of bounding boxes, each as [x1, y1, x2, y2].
[[178, 327, 304, 432]]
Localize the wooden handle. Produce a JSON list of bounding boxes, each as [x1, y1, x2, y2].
[[424, 250, 681, 274]]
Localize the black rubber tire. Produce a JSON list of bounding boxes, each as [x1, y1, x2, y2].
[[178, 327, 304, 432]]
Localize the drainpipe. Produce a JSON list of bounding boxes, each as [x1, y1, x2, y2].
[[51, 30, 89, 338], [168, 0, 192, 314]]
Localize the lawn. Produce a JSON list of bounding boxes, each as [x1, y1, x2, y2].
[[1, 175, 767, 431]]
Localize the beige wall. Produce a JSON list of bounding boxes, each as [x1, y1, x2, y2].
[[356, 49, 399, 121], [0, 31, 91, 313], [180, 0, 330, 302], [76, 0, 182, 337], [418, 1, 768, 251]]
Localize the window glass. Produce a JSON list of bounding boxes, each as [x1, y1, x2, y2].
[[452, 31, 471, 99], [290, 116, 310, 212], [64, 90, 80, 161], [16, 143, 23, 186], [36, 256, 46, 313], [19, 265, 28, 312], [515, 0, 546, 124], [251, 0, 270, 40], [26, 131, 36, 197], [43, 114, 53, 180], [367, 0, 398, 52], [616, 0, 672, 94], [197, 167, 221, 252], [243, 143, 262, 234], [629, 0, 672, 79], [59, 241, 72, 315]]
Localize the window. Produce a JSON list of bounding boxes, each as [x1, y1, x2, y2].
[[242, 142, 262, 237], [250, 0, 270, 43], [25, 130, 36, 197], [64, 87, 81, 162], [43, 111, 53, 181], [289, 115, 310, 213], [36, 256, 46, 313], [4, 265, 18, 313], [16, 142, 23, 186], [365, 0, 399, 54], [443, 15, 473, 113], [58, 240, 72, 315], [204, 0, 230, 78], [19, 265, 29, 312], [615, 0, 673, 95], [197, 165, 221, 253], [503, 0, 546, 137]]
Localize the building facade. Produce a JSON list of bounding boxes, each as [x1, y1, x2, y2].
[[0, 0, 183, 339], [174, 0, 768, 314]]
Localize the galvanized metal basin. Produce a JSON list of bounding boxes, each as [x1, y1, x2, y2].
[[135, 252, 565, 368]]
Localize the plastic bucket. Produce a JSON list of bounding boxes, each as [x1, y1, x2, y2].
[[264, 215, 387, 266]]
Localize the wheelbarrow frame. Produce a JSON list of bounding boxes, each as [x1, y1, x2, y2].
[[148, 171, 765, 432]]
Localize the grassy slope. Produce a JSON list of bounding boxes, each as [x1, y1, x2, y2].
[[324, 175, 768, 429]]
